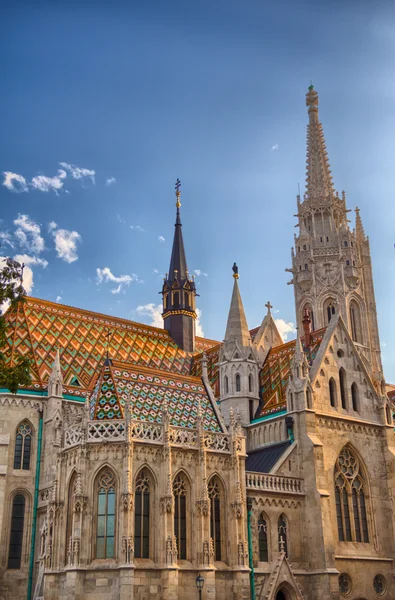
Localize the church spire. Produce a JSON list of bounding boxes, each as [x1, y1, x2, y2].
[[223, 264, 252, 354], [355, 207, 367, 243], [161, 180, 197, 352], [305, 84, 335, 202]]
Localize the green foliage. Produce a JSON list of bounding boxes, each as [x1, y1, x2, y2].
[[0, 257, 31, 394]]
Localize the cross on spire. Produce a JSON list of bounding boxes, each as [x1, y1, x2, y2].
[[175, 178, 181, 208], [265, 301, 273, 314]]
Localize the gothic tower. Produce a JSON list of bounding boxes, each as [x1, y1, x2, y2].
[[288, 85, 383, 383], [219, 264, 260, 425], [161, 180, 197, 352]]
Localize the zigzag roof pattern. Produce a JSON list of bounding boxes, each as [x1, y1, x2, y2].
[[2, 297, 218, 398]]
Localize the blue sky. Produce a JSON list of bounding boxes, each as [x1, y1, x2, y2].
[[1, 0, 395, 380]]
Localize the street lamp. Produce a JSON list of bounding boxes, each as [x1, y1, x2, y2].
[[196, 573, 204, 600]]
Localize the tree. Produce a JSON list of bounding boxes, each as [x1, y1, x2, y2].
[[0, 257, 31, 393]]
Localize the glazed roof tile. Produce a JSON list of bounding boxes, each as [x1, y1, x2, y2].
[[245, 440, 292, 473], [2, 297, 218, 398]]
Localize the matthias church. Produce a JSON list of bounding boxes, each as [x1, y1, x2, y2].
[[0, 86, 394, 600]]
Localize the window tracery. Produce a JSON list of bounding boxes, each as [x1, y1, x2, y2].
[[14, 421, 32, 470], [258, 515, 268, 562], [334, 447, 369, 543], [96, 469, 116, 558], [277, 514, 288, 556], [173, 473, 187, 560], [134, 469, 151, 559], [208, 477, 222, 561]]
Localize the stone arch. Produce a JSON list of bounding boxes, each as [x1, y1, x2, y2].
[[207, 474, 226, 562], [274, 581, 298, 599]]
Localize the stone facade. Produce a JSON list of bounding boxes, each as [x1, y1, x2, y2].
[[0, 87, 394, 600]]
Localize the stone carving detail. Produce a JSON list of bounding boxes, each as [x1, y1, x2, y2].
[[122, 536, 134, 564], [204, 431, 230, 453], [166, 535, 178, 565], [88, 421, 126, 442], [196, 499, 209, 516], [130, 420, 163, 443], [169, 426, 198, 448], [160, 495, 174, 514], [64, 424, 84, 448], [67, 536, 80, 566], [237, 540, 248, 566], [121, 493, 134, 512]]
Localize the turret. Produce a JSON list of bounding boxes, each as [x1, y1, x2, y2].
[[219, 264, 260, 426], [161, 180, 197, 352]]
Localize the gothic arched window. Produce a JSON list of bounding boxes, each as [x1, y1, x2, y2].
[[134, 469, 152, 559], [66, 472, 77, 563], [14, 421, 32, 470], [334, 446, 369, 543], [306, 389, 312, 409], [235, 373, 241, 393], [248, 374, 253, 393], [349, 300, 362, 344], [224, 376, 229, 395], [278, 514, 288, 557], [173, 473, 187, 560], [339, 368, 347, 409], [184, 292, 189, 307], [351, 383, 359, 412], [258, 515, 269, 562], [8, 495, 26, 569], [324, 299, 336, 324], [173, 292, 179, 306], [208, 476, 222, 561], [95, 469, 116, 559], [329, 378, 337, 408]]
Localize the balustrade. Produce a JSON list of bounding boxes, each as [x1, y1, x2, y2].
[[246, 472, 303, 494]]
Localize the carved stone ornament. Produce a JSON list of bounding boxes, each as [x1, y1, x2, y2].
[[231, 500, 243, 519], [196, 499, 209, 516], [73, 494, 88, 513], [121, 492, 134, 512], [122, 536, 134, 564], [160, 495, 173, 514]]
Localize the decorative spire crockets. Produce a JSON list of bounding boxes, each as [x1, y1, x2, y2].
[[305, 84, 335, 202], [48, 348, 63, 397], [161, 180, 197, 352]]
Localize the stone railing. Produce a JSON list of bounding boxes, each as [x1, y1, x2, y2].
[[64, 423, 85, 448], [87, 420, 126, 442], [246, 472, 304, 495], [130, 420, 163, 444], [63, 419, 237, 455], [204, 431, 230, 453], [169, 425, 198, 448]]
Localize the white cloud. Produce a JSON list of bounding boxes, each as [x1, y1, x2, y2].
[[13, 254, 48, 268], [131, 225, 145, 232], [59, 162, 95, 183], [135, 302, 204, 337], [117, 214, 126, 224], [50, 224, 81, 263], [96, 266, 139, 293], [271, 144, 279, 151], [14, 214, 45, 254], [0, 231, 15, 248], [2, 172, 28, 193], [48, 221, 57, 233], [153, 268, 159, 274], [194, 269, 208, 277], [31, 169, 67, 194], [56, 295, 62, 303], [158, 236, 165, 243], [274, 318, 296, 342], [106, 177, 116, 186], [136, 303, 163, 328]]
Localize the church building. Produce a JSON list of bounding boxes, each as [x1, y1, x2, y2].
[[0, 86, 394, 600]]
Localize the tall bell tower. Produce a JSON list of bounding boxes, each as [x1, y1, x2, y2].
[[161, 180, 197, 352], [287, 85, 383, 383]]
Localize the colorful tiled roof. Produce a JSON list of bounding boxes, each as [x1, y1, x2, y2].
[[90, 360, 222, 431], [257, 328, 325, 418], [191, 343, 221, 397], [2, 297, 218, 398]]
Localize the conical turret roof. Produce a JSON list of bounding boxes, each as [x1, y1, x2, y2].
[[224, 273, 251, 350]]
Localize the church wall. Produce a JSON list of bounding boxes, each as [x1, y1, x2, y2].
[[246, 415, 288, 452]]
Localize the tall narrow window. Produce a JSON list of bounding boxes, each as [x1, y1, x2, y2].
[[339, 368, 347, 409], [248, 374, 253, 393], [278, 515, 288, 557], [235, 373, 241, 392], [258, 515, 268, 562], [65, 472, 77, 562], [8, 495, 25, 569], [224, 376, 229, 395], [351, 383, 359, 412], [173, 473, 187, 560], [14, 421, 32, 470], [134, 469, 151, 559], [306, 389, 312, 409], [208, 477, 222, 561], [96, 470, 116, 559], [329, 378, 337, 408], [334, 446, 369, 543], [173, 292, 179, 306], [324, 300, 336, 324], [184, 292, 189, 307], [349, 301, 362, 343]]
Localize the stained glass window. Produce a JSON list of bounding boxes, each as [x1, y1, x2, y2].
[[258, 516, 268, 562], [14, 422, 32, 470], [96, 470, 116, 558], [208, 477, 222, 561], [134, 469, 151, 559], [173, 473, 187, 560]]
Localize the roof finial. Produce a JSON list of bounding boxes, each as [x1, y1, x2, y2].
[[265, 300, 273, 315], [232, 262, 239, 279], [175, 178, 181, 209]]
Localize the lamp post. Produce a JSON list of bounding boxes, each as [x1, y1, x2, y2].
[[196, 573, 204, 600]]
